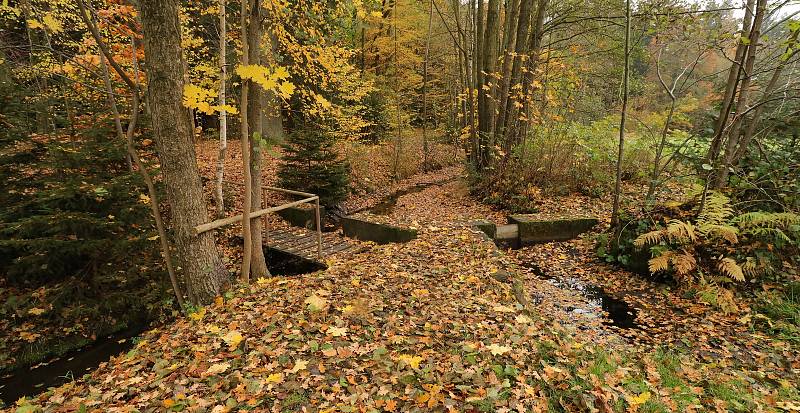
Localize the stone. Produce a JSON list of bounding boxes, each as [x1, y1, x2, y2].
[[507, 215, 599, 245], [491, 270, 511, 283], [276, 206, 324, 230], [340, 216, 417, 244], [470, 220, 496, 239]]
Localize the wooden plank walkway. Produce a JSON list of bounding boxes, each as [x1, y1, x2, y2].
[[266, 227, 358, 262]]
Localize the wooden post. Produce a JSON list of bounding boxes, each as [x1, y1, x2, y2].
[[315, 197, 322, 260], [263, 189, 270, 247]]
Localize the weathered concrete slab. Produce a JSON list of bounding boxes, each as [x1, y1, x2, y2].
[[495, 224, 519, 240], [276, 206, 324, 230], [470, 220, 497, 239], [508, 215, 598, 244], [341, 216, 417, 244]]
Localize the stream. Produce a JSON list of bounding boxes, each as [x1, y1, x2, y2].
[[0, 249, 326, 405], [522, 261, 639, 329], [369, 178, 457, 216]]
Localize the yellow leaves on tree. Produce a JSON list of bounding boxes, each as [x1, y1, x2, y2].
[[235, 64, 294, 99], [183, 84, 238, 115]]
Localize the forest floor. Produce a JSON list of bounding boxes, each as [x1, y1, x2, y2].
[[8, 147, 800, 412]]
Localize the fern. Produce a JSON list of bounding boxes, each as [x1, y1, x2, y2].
[[734, 211, 800, 229], [698, 191, 734, 226], [666, 220, 696, 243], [634, 229, 664, 247], [672, 252, 697, 276], [718, 257, 745, 282], [648, 250, 673, 273], [699, 223, 739, 244]]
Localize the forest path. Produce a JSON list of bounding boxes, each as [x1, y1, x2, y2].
[[366, 166, 797, 378]]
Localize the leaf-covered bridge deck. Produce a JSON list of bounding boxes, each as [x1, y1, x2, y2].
[[266, 227, 359, 261]]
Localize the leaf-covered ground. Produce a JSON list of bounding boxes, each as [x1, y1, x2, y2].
[[10, 167, 800, 412]]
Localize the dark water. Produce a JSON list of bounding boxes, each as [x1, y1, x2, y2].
[[265, 247, 327, 275], [0, 328, 141, 405], [0, 250, 325, 405], [523, 262, 639, 329]]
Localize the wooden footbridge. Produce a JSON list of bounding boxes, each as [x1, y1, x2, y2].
[[194, 185, 356, 262], [265, 227, 358, 261]]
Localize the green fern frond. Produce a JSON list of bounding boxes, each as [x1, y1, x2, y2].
[[734, 211, 800, 229], [698, 191, 733, 226]]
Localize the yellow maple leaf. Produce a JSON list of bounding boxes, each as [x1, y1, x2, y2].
[[627, 391, 651, 407], [42, 14, 62, 33], [289, 359, 308, 373], [188, 307, 206, 321], [206, 362, 229, 374], [305, 294, 328, 312], [222, 330, 243, 350], [278, 81, 295, 99], [27, 307, 46, 316], [265, 373, 283, 384], [486, 343, 511, 356], [396, 354, 424, 369], [328, 326, 347, 337]]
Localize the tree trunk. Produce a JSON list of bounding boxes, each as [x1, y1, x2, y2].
[[736, 30, 799, 161], [480, 0, 501, 147], [239, 0, 254, 282], [494, 0, 522, 141], [246, 0, 269, 280], [138, 0, 228, 304], [505, 0, 546, 147], [715, 0, 765, 188], [611, 0, 630, 231], [215, 0, 227, 219], [706, 0, 754, 164], [498, 0, 533, 149], [421, 0, 434, 171]]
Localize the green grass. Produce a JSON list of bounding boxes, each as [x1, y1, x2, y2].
[[754, 281, 800, 343]]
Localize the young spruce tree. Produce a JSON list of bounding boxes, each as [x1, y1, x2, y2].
[[277, 127, 350, 207]]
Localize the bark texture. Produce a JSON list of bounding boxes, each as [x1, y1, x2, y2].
[[138, 0, 228, 304], [246, 0, 269, 279]]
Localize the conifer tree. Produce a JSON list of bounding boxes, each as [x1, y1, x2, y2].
[[277, 128, 350, 207]]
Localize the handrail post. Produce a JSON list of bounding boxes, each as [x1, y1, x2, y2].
[[263, 189, 270, 247], [315, 197, 322, 260]]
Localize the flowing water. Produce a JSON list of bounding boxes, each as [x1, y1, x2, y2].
[[522, 261, 639, 329]]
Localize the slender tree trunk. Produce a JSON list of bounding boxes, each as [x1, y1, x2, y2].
[[494, 0, 522, 141], [498, 0, 533, 149], [480, 0, 500, 148], [706, 0, 754, 164], [94, 33, 185, 309], [736, 31, 798, 161], [138, 0, 229, 304], [421, 0, 434, 172], [247, 0, 269, 279], [515, 0, 546, 143], [392, 0, 403, 179], [611, 0, 630, 231], [239, 0, 254, 282], [716, 0, 766, 188], [215, 0, 227, 219]]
